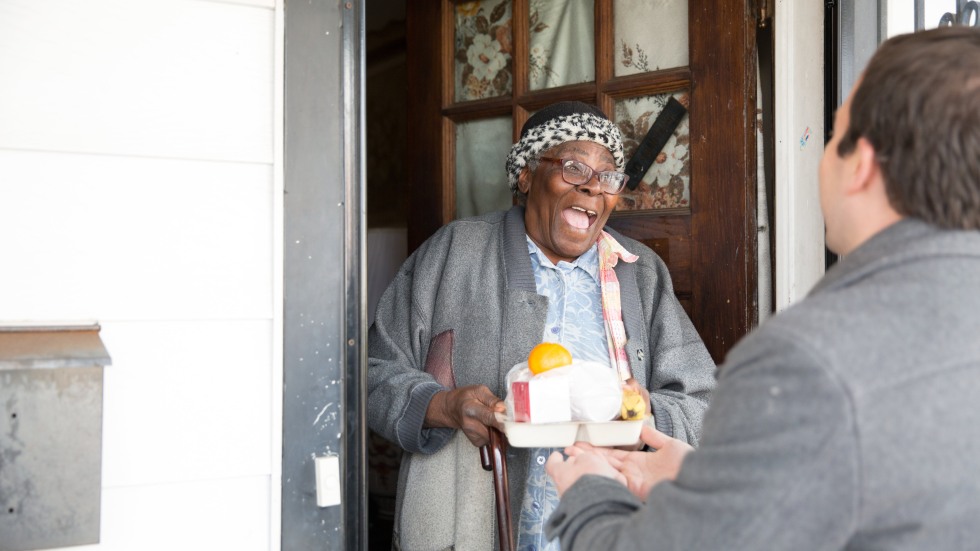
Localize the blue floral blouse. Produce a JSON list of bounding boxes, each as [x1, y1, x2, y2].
[[516, 237, 611, 551]]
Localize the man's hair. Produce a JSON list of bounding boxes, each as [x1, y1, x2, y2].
[[838, 26, 980, 229]]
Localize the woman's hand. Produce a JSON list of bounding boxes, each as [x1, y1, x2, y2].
[[623, 378, 652, 419], [424, 385, 506, 447], [614, 378, 652, 451]]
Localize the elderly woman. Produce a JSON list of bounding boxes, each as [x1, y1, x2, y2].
[[367, 101, 715, 550]]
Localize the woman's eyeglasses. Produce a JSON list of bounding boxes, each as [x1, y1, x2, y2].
[[537, 157, 629, 195]]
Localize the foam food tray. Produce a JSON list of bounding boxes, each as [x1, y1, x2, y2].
[[495, 413, 644, 448]]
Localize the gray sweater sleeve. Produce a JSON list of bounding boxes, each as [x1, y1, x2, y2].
[[626, 251, 716, 445], [546, 327, 860, 550], [366, 248, 454, 455]]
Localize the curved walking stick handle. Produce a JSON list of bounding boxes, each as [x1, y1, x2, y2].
[[480, 444, 492, 471]]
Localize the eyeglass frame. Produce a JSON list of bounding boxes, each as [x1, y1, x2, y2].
[[536, 156, 630, 195]]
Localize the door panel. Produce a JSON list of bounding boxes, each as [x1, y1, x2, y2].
[[407, 0, 757, 363]]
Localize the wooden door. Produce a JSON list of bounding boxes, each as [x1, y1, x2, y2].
[[406, 0, 758, 364]]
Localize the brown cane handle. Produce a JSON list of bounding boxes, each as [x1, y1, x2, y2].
[[480, 444, 492, 471]]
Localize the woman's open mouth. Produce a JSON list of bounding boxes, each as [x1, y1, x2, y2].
[[562, 205, 597, 229]]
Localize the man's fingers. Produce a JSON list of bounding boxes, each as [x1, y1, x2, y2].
[[613, 471, 628, 486], [639, 425, 673, 450], [604, 454, 625, 470], [564, 442, 597, 456], [545, 450, 566, 476]]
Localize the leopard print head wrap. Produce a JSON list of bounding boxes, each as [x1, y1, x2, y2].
[[505, 101, 624, 193]]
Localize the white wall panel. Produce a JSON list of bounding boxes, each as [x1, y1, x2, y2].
[[68, 476, 271, 551], [774, 0, 826, 309], [0, 150, 273, 321], [0, 0, 274, 163], [99, 320, 272, 487], [0, 0, 283, 548]]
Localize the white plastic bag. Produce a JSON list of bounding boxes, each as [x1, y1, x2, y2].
[[504, 359, 622, 422]]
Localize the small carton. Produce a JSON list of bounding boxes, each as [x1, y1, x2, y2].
[[511, 377, 571, 424]]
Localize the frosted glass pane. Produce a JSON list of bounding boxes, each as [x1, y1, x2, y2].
[[454, 0, 514, 102], [528, 0, 595, 90], [614, 92, 691, 211], [614, 0, 688, 76], [456, 117, 513, 218]]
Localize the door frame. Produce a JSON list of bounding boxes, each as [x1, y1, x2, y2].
[[281, 0, 368, 549]]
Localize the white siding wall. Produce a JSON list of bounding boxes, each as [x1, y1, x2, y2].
[[0, 0, 283, 549]]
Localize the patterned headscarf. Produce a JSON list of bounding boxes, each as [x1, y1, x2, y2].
[[505, 101, 624, 193]]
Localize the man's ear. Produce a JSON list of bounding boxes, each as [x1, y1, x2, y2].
[[846, 137, 883, 195], [517, 166, 532, 195]]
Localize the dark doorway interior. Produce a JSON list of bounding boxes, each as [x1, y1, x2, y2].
[[366, 2, 407, 550]]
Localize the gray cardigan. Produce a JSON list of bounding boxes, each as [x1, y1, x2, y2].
[[368, 206, 716, 550], [548, 219, 980, 550]]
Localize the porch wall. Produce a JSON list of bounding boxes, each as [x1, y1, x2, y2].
[[0, 1, 282, 549]]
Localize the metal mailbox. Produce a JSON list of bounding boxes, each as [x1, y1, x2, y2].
[[0, 324, 110, 551]]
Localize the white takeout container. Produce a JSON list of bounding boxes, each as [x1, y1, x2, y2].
[[495, 412, 645, 448]]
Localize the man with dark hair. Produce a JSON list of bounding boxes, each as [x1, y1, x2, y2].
[[368, 101, 715, 550], [545, 26, 980, 550]]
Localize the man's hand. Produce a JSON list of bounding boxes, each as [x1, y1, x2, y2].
[[545, 450, 627, 496], [424, 385, 505, 447], [564, 426, 693, 501]]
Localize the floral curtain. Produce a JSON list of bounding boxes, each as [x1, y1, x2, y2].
[[614, 0, 689, 76], [455, 117, 514, 219], [454, 0, 513, 102], [528, 0, 595, 90]]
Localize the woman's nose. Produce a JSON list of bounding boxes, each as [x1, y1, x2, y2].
[[576, 175, 602, 196]]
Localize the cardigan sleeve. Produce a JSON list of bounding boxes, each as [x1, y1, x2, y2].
[[623, 249, 717, 446], [366, 245, 455, 455]]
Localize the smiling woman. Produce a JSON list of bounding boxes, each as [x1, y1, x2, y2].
[[367, 98, 716, 551]]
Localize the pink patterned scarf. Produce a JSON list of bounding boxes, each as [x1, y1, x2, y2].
[[596, 231, 639, 382]]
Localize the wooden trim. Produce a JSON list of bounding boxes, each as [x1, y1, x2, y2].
[[513, 83, 597, 110], [441, 115, 455, 224], [595, 0, 613, 114], [610, 207, 690, 220], [406, 0, 446, 250], [512, 0, 529, 99], [440, 0, 454, 108], [442, 97, 514, 121], [441, 1, 456, 226], [595, 0, 613, 84], [600, 67, 691, 99], [689, 0, 758, 363]]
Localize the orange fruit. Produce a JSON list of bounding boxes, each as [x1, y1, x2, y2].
[[527, 342, 573, 375]]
